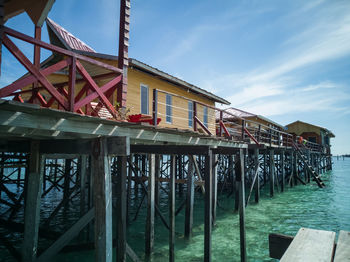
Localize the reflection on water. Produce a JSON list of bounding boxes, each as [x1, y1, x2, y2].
[[1, 158, 350, 261]]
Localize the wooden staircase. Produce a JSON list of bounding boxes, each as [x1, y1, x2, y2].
[[292, 142, 325, 188]]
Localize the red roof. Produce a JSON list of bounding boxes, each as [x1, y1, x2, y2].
[[46, 18, 96, 53]]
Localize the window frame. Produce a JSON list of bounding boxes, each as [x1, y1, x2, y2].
[[140, 84, 149, 115], [166, 93, 172, 124]]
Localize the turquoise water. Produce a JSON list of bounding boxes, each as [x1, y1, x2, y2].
[[1, 157, 349, 261], [53, 157, 350, 261]]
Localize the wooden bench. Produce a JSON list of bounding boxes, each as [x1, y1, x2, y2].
[[334, 230, 350, 262], [280, 228, 336, 262]]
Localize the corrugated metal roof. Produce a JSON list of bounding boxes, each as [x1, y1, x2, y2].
[[46, 18, 96, 53], [45, 18, 230, 105]]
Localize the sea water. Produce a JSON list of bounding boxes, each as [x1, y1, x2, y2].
[[1, 157, 350, 261]]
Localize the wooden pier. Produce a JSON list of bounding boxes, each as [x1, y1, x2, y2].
[[0, 1, 335, 261]]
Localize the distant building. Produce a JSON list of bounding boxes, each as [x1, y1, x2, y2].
[[286, 120, 335, 154]]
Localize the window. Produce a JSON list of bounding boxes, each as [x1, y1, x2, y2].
[[188, 101, 193, 127], [203, 106, 208, 128], [166, 94, 172, 123], [140, 84, 149, 114], [308, 136, 317, 143]]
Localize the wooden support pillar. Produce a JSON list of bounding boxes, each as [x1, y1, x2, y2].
[[0, 153, 3, 201], [294, 152, 298, 186], [79, 155, 88, 241], [154, 154, 160, 212], [22, 141, 44, 262], [228, 155, 235, 198], [269, 150, 275, 197], [0, 0, 4, 74], [169, 155, 176, 262], [126, 155, 132, 224], [92, 138, 113, 262], [116, 156, 127, 262], [254, 149, 259, 203], [63, 159, 71, 202], [212, 154, 218, 225], [263, 151, 267, 185], [306, 150, 311, 183], [235, 149, 246, 262], [185, 155, 194, 239], [281, 151, 285, 192], [204, 151, 213, 262], [145, 154, 155, 256], [178, 155, 183, 196]]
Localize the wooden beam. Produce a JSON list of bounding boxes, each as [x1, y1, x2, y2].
[[36, 208, 94, 262], [169, 155, 176, 262], [145, 154, 155, 256], [254, 149, 259, 203], [281, 151, 285, 192], [236, 149, 246, 262], [184, 156, 194, 238], [92, 137, 113, 262], [22, 141, 43, 262], [116, 156, 127, 262], [204, 151, 213, 262], [269, 150, 275, 197]]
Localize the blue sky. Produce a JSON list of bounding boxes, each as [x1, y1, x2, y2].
[[2, 0, 350, 154]]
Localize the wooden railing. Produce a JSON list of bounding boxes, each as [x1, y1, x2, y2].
[[0, 26, 123, 119]]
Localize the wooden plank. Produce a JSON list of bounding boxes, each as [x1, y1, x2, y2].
[[334, 230, 350, 262], [92, 137, 113, 262], [281, 228, 336, 262], [116, 156, 127, 262], [185, 156, 194, 238], [269, 233, 294, 259], [204, 151, 213, 262], [169, 155, 176, 262], [36, 208, 94, 262], [145, 154, 155, 256], [22, 141, 43, 262]]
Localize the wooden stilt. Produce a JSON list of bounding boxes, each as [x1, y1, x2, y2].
[[92, 137, 113, 262], [169, 155, 176, 262], [263, 151, 267, 185], [185, 155, 194, 239], [204, 151, 213, 262], [254, 149, 259, 203], [212, 154, 218, 225], [116, 156, 127, 262], [63, 159, 71, 206], [236, 149, 246, 262], [294, 152, 298, 186], [269, 150, 275, 197], [127, 155, 132, 224], [155, 154, 160, 214], [145, 154, 155, 256], [79, 155, 88, 240], [281, 151, 285, 192], [22, 141, 44, 262]]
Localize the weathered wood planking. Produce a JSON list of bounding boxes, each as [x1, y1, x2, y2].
[[334, 230, 350, 262], [280, 228, 336, 262]]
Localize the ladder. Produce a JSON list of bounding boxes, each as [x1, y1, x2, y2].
[[292, 142, 325, 188]]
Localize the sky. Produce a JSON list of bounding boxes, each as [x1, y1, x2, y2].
[[2, 0, 350, 154]]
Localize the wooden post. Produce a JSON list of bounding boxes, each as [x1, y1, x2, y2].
[[22, 141, 44, 262], [155, 154, 160, 213], [263, 151, 267, 185], [228, 155, 235, 199], [152, 89, 158, 126], [281, 151, 285, 192], [185, 155, 194, 238], [116, 156, 127, 262], [294, 151, 298, 185], [269, 150, 274, 197], [235, 149, 246, 262], [126, 155, 132, 224], [169, 155, 176, 262], [306, 150, 311, 183], [63, 159, 71, 204], [241, 120, 245, 140], [0, 0, 4, 74], [145, 154, 155, 256], [219, 111, 223, 136], [92, 137, 113, 262], [204, 151, 213, 262], [254, 149, 259, 203], [193, 102, 197, 131], [212, 154, 218, 225], [79, 155, 88, 240]]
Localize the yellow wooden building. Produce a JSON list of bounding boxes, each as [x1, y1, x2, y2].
[[20, 18, 229, 135]]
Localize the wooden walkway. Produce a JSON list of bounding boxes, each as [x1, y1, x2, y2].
[[270, 228, 350, 262]]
